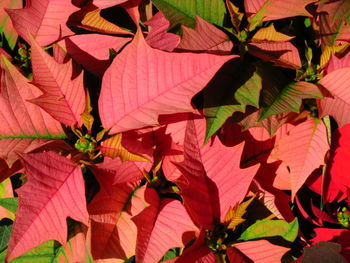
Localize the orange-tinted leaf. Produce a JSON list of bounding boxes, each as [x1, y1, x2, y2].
[[81, 89, 94, 133], [100, 133, 150, 162], [70, 7, 132, 35], [224, 197, 254, 230], [252, 24, 294, 42]]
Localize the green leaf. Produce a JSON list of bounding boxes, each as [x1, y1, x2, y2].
[[259, 82, 323, 121], [238, 218, 299, 242], [0, 240, 69, 263], [204, 67, 262, 143], [161, 248, 178, 261], [0, 224, 12, 252], [152, 0, 226, 29], [0, 198, 18, 214]]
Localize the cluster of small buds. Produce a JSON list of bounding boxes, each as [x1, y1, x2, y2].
[[337, 207, 350, 228], [74, 134, 97, 153], [204, 227, 228, 252]]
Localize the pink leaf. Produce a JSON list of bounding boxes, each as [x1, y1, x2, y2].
[[326, 53, 350, 75], [234, 240, 290, 263], [145, 11, 180, 52], [6, 151, 89, 261], [318, 67, 350, 127], [29, 35, 86, 126], [57, 34, 131, 76], [176, 118, 259, 226], [132, 188, 197, 263], [248, 41, 301, 69], [177, 16, 233, 54], [92, 0, 128, 8], [99, 30, 236, 133], [0, 56, 65, 167], [271, 119, 329, 198], [6, 0, 79, 46]]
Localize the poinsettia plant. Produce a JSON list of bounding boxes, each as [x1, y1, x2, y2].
[[1, 0, 350, 262]]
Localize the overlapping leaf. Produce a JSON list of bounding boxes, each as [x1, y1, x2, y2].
[[176, 118, 260, 225], [204, 69, 262, 143], [0, 56, 65, 167], [259, 82, 323, 121], [132, 188, 197, 263], [152, 0, 227, 28], [99, 30, 236, 133], [29, 35, 86, 126], [6, 151, 89, 262], [69, 8, 132, 35], [318, 67, 350, 127], [145, 11, 180, 52], [248, 41, 302, 69], [6, 0, 79, 46], [271, 119, 329, 198], [57, 34, 131, 76], [177, 16, 233, 53], [232, 240, 290, 263], [246, 0, 314, 30], [0, 0, 22, 49]]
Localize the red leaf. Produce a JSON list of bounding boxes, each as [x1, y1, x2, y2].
[[6, 151, 89, 261], [99, 30, 236, 133], [29, 35, 86, 126], [328, 124, 350, 192], [176, 118, 259, 226], [177, 16, 233, 54], [6, 0, 79, 46], [0, 56, 65, 167], [248, 41, 301, 69], [88, 174, 138, 261], [132, 188, 197, 263], [233, 240, 290, 263], [271, 119, 329, 198], [145, 11, 180, 52], [318, 67, 350, 127]]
